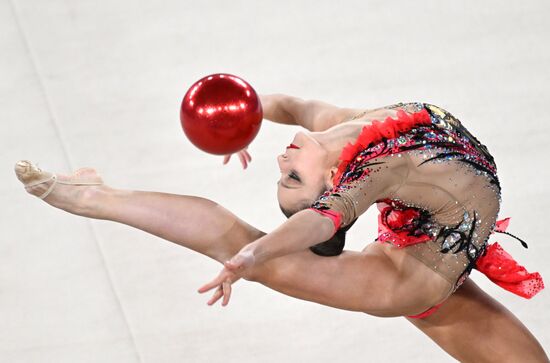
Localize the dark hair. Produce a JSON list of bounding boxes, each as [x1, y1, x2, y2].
[[309, 218, 357, 256]]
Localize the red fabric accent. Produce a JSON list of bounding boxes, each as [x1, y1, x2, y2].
[[407, 302, 444, 319], [495, 217, 510, 233], [475, 243, 545, 299], [376, 202, 432, 247], [384, 206, 420, 231], [309, 208, 342, 233], [332, 109, 431, 185]]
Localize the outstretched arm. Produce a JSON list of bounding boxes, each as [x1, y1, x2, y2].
[[259, 95, 418, 132], [260, 94, 364, 131], [197, 209, 336, 303], [236, 209, 335, 265]]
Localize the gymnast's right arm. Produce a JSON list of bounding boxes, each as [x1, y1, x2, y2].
[[259, 94, 363, 131], [223, 94, 350, 167]]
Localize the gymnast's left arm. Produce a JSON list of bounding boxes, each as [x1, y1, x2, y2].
[[197, 210, 335, 305], [239, 209, 336, 264]]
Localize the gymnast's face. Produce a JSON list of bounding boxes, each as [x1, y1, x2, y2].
[[277, 131, 332, 215]]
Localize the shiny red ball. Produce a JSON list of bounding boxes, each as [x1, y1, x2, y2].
[[180, 74, 263, 155]]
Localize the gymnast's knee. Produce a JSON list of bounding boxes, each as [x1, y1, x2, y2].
[[240, 264, 267, 282], [241, 261, 279, 283]]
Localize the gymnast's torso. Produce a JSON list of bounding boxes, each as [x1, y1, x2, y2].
[[310, 102, 501, 293]]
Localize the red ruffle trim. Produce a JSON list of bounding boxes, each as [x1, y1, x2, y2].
[[476, 242, 544, 299], [475, 218, 544, 299], [494, 217, 510, 232], [332, 109, 431, 185]]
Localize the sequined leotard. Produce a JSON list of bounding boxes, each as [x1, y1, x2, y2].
[[309, 103, 543, 315]]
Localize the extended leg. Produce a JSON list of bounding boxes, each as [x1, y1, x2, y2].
[[14, 159, 262, 264], [96, 189, 264, 263]]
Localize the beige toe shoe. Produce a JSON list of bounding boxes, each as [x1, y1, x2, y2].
[[15, 160, 103, 200]]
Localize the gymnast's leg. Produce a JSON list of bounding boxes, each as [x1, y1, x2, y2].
[[408, 278, 548, 363], [15, 161, 262, 264], [91, 188, 263, 264]]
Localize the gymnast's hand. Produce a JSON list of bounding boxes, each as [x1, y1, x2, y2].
[[197, 248, 256, 306], [223, 148, 252, 169]]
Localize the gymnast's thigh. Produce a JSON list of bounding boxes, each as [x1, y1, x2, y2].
[[368, 241, 455, 314], [250, 247, 395, 314], [250, 241, 445, 316]]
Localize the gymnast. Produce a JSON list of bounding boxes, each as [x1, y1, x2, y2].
[[15, 94, 548, 362]]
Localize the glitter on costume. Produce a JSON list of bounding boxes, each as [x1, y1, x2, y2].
[[309, 102, 544, 317]]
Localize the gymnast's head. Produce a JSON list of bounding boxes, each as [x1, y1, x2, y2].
[[277, 131, 335, 216]]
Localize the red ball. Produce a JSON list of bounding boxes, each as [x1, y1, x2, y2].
[[180, 74, 263, 155]]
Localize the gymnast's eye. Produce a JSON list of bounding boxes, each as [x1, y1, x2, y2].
[[289, 170, 301, 182]]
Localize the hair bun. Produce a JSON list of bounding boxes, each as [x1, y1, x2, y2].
[[309, 219, 357, 256]]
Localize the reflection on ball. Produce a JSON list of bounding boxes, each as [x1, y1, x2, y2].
[[180, 74, 263, 155]]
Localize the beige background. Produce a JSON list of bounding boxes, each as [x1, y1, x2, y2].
[[1, 0, 549, 362]]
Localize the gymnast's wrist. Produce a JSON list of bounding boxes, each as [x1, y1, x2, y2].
[[237, 243, 260, 266]]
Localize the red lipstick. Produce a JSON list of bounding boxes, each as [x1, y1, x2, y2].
[[286, 144, 300, 150]]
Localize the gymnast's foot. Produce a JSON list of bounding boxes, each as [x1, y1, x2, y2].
[[14, 160, 106, 216]]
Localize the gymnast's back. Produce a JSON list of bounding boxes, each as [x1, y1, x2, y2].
[[311, 102, 501, 289]]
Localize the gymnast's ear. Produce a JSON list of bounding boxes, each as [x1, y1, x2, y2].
[[325, 166, 338, 189]]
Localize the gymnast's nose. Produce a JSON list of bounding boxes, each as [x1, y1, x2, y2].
[[277, 154, 289, 171]]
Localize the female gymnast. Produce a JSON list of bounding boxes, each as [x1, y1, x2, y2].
[[15, 94, 548, 362]]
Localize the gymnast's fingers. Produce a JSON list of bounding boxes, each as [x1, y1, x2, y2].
[[207, 286, 224, 306], [238, 152, 248, 169], [222, 280, 232, 306], [243, 149, 252, 162], [198, 271, 227, 293]]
